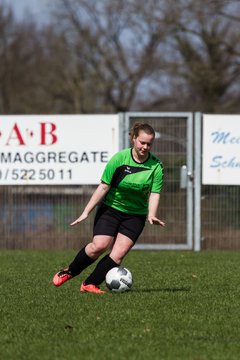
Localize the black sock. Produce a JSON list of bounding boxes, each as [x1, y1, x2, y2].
[[68, 246, 95, 277], [84, 254, 118, 286]]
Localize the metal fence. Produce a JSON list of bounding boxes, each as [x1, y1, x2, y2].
[[0, 185, 94, 249], [0, 113, 239, 250], [194, 114, 240, 250], [124, 112, 193, 250], [201, 185, 240, 249]]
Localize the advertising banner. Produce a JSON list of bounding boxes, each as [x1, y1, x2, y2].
[[0, 115, 119, 185], [202, 114, 240, 185]]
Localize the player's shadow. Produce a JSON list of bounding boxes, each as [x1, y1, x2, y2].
[[132, 287, 190, 293]]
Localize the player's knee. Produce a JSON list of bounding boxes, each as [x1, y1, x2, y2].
[[87, 242, 106, 257]]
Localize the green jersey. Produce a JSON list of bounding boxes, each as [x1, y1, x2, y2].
[[101, 148, 164, 215]]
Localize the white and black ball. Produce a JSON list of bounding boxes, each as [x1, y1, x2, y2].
[[105, 267, 133, 292]]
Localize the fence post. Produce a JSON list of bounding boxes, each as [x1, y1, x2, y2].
[[118, 112, 125, 150], [194, 112, 202, 251]]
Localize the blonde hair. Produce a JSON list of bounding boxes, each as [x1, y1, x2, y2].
[[129, 122, 155, 142]]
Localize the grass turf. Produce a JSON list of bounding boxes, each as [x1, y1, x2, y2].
[[1, 250, 240, 360]]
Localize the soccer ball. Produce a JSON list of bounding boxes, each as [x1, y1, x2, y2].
[[105, 267, 133, 292]]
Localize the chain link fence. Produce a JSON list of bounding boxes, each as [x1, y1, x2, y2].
[[201, 185, 240, 249]]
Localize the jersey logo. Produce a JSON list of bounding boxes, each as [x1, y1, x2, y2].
[[111, 165, 149, 187], [125, 166, 132, 173]]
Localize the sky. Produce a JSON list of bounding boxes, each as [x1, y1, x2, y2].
[[3, 0, 50, 23]]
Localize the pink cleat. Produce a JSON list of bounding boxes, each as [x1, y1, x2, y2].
[[80, 282, 105, 294], [53, 269, 72, 287]]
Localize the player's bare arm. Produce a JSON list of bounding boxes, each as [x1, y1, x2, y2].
[[148, 193, 165, 226], [70, 182, 110, 226]]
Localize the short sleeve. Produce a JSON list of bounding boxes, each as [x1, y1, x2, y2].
[[101, 152, 121, 185]]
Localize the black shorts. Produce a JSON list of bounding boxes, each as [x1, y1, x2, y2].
[[93, 204, 146, 244]]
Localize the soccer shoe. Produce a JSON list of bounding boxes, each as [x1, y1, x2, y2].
[[53, 269, 72, 287], [80, 282, 105, 294]]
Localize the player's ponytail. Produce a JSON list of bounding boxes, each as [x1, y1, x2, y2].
[[129, 122, 155, 143]]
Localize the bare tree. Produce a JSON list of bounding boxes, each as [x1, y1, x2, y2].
[[49, 0, 240, 113], [0, 4, 15, 113], [48, 0, 170, 112], [1, 0, 240, 114], [164, 0, 240, 112], [0, 4, 49, 114]]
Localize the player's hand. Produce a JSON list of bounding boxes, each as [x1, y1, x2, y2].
[[148, 216, 165, 226], [70, 213, 88, 226]]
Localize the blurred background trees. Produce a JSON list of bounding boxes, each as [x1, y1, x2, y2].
[[0, 0, 239, 114]]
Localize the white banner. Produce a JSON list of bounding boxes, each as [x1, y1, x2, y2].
[[0, 115, 119, 185], [202, 114, 240, 185]]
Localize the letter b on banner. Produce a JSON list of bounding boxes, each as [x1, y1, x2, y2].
[[40, 122, 57, 145]]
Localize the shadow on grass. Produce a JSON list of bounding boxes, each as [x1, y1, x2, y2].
[[132, 287, 191, 293]]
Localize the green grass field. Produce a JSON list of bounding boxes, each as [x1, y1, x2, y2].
[[1, 250, 240, 360]]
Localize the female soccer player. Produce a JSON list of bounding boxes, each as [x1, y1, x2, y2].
[[53, 122, 165, 293]]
